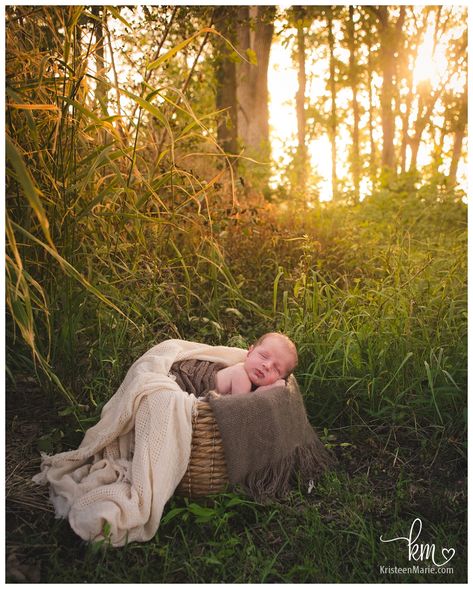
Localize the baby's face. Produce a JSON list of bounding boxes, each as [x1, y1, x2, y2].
[[243, 335, 295, 387]]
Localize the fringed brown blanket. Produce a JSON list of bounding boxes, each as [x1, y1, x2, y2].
[[170, 360, 336, 500]]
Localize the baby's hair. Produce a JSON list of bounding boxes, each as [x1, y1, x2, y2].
[[252, 332, 299, 376]]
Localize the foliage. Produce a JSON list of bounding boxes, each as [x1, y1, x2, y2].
[[5, 5, 467, 584], [5, 6, 247, 407]]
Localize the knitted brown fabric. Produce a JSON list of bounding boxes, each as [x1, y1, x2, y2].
[[207, 375, 336, 499], [170, 360, 336, 500], [170, 359, 224, 398]]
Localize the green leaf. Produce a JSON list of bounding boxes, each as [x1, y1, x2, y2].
[[107, 6, 132, 28], [147, 27, 249, 71], [246, 48, 258, 65], [224, 496, 248, 508], [6, 135, 54, 249], [60, 96, 120, 140], [188, 503, 217, 520], [119, 88, 169, 128], [58, 406, 76, 416], [10, 221, 138, 329], [161, 507, 187, 525], [102, 521, 111, 538], [203, 556, 222, 566], [147, 28, 211, 71], [273, 267, 284, 314]]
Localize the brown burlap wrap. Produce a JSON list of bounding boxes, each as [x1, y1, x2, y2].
[[170, 360, 224, 397], [170, 360, 336, 499]]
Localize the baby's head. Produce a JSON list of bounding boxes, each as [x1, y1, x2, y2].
[[243, 332, 298, 387]]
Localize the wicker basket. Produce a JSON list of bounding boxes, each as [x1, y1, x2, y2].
[[175, 399, 229, 498]]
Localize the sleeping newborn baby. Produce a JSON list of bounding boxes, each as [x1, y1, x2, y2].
[[215, 332, 298, 395]]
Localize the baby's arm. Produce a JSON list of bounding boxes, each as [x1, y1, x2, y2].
[[253, 378, 286, 392], [215, 363, 252, 395]]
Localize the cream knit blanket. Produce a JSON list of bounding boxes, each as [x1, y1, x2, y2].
[[33, 339, 246, 546]]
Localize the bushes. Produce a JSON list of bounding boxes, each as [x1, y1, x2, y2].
[[5, 7, 466, 440]]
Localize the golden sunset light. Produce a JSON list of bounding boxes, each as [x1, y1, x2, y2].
[[6, 7, 467, 579], [269, 35, 335, 202], [269, 6, 467, 202]]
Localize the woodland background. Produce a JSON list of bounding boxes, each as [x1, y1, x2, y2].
[[6, 5, 467, 583]]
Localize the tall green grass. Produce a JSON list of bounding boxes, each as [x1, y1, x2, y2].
[[6, 6, 254, 410], [6, 7, 466, 446], [270, 193, 466, 439]]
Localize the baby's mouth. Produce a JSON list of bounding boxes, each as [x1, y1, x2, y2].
[[255, 368, 264, 379]]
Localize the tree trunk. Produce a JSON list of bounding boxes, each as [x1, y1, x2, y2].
[[429, 116, 447, 177], [348, 6, 360, 202], [236, 6, 275, 156], [371, 6, 405, 171], [409, 80, 451, 172], [399, 71, 415, 173], [448, 125, 466, 185], [409, 124, 422, 171], [448, 89, 467, 184], [91, 6, 108, 115], [376, 6, 405, 170], [295, 12, 307, 196], [400, 8, 434, 172], [327, 10, 338, 199], [399, 91, 413, 173], [366, 30, 376, 182], [213, 7, 238, 155], [379, 11, 395, 169]]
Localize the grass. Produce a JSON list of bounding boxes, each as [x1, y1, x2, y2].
[[7, 383, 466, 582], [7, 195, 467, 581], [5, 5, 467, 584], [6, 181, 467, 584]]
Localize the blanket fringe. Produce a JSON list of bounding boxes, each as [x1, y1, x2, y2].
[[243, 436, 337, 501]]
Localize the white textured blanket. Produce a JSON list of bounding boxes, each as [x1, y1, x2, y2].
[[33, 339, 246, 546]]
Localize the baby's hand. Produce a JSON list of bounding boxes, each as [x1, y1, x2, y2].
[[254, 379, 286, 392]]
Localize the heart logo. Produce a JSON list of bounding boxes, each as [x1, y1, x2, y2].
[[440, 547, 455, 565]]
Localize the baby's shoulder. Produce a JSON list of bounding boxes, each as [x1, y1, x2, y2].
[[216, 362, 252, 395], [228, 363, 251, 394], [229, 362, 249, 380]]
